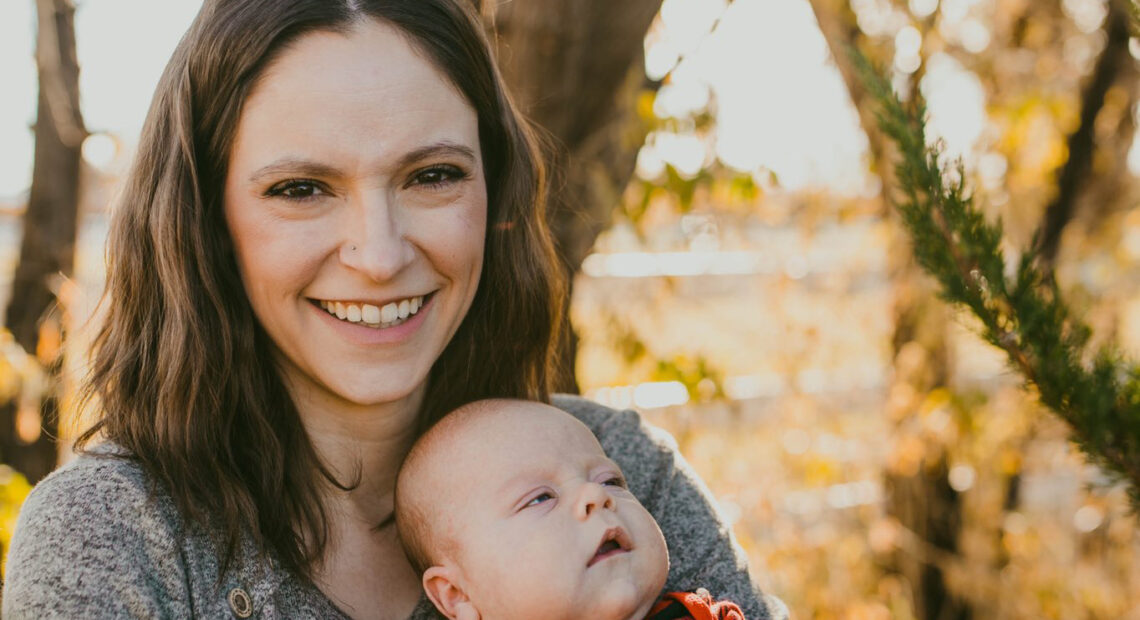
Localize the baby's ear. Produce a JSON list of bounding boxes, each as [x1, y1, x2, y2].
[[423, 565, 480, 620]]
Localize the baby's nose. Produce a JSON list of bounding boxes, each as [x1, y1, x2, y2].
[[576, 482, 615, 519]]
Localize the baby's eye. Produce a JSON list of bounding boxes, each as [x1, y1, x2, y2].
[[602, 475, 626, 488], [524, 492, 554, 508], [266, 179, 324, 200]]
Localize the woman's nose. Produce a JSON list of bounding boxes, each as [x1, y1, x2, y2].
[[339, 192, 415, 281], [575, 482, 615, 520]]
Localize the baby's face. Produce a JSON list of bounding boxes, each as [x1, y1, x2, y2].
[[429, 403, 669, 620]]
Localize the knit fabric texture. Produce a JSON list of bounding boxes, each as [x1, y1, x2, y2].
[[3, 395, 788, 619]]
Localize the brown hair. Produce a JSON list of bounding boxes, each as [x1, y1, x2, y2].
[[78, 0, 564, 579]]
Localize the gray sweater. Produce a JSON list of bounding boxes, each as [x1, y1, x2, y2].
[[3, 395, 788, 619]]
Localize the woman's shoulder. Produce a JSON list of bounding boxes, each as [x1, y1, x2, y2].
[[3, 444, 193, 618], [12, 443, 180, 535]]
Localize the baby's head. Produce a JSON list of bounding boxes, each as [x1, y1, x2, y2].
[[394, 399, 670, 620]]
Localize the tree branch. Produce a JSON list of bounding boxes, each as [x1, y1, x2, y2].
[[856, 49, 1140, 507]]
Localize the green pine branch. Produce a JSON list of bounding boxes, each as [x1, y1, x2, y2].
[[852, 50, 1140, 509]]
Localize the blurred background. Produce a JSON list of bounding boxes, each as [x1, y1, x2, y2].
[[2, 0, 1140, 617]]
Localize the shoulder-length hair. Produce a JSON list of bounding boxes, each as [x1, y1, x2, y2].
[[78, 0, 565, 578]]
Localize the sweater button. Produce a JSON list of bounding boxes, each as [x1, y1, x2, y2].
[[228, 587, 253, 618]]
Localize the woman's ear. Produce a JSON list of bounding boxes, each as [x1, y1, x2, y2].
[[423, 565, 480, 620]]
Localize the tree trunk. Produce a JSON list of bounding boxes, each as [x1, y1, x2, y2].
[[1, 0, 85, 484], [1036, 1, 1133, 271], [805, 3, 973, 618], [486, 0, 664, 392]]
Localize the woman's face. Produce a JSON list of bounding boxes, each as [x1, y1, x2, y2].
[[223, 19, 486, 411]]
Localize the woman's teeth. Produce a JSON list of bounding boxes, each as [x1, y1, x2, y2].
[[318, 295, 425, 328]]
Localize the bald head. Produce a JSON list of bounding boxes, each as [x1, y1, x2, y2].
[[395, 399, 575, 573], [394, 399, 671, 620]]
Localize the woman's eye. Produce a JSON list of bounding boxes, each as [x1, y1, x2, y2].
[[410, 165, 467, 189], [266, 179, 323, 200], [524, 492, 554, 508]]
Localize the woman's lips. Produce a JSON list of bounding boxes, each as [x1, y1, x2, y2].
[[310, 291, 436, 345], [312, 292, 434, 328]]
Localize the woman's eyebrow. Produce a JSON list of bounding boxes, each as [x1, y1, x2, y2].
[[398, 141, 477, 168], [247, 158, 342, 183], [246, 142, 477, 184]]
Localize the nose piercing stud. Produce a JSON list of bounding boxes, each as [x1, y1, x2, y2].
[[350, 245, 356, 251]]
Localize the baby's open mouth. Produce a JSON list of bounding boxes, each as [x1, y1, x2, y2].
[[587, 527, 632, 567]]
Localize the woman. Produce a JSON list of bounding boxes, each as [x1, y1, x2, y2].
[[3, 1, 786, 619]]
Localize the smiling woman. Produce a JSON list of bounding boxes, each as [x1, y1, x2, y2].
[[223, 20, 487, 412], [1, 1, 785, 619]]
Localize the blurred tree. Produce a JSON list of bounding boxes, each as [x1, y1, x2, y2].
[[1037, 1, 1135, 272], [812, 0, 1138, 617], [807, 3, 971, 618], [0, 0, 84, 485], [857, 5, 1140, 506], [484, 0, 664, 392]]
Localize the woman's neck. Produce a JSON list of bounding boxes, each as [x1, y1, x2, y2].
[[296, 388, 426, 620], [290, 381, 424, 525]]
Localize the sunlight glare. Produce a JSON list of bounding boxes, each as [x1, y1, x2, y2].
[[895, 26, 922, 58], [633, 381, 689, 409], [921, 53, 987, 163], [647, 0, 726, 80], [1062, 0, 1109, 34], [908, 0, 940, 19], [0, 1, 204, 198], [940, 0, 982, 27], [76, 1, 204, 144], [635, 144, 667, 181], [958, 18, 991, 53], [645, 35, 681, 81], [727, 373, 787, 400], [977, 152, 1008, 190], [653, 81, 711, 119], [705, 0, 869, 194], [851, 0, 908, 37], [588, 381, 690, 410], [659, 0, 726, 53], [81, 133, 118, 171], [0, 130, 34, 201], [0, 1, 35, 199], [948, 464, 976, 491], [1073, 504, 1104, 532], [655, 131, 707, 178], [894, 25, 923, 74]]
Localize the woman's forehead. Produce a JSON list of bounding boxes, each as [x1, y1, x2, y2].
[[232, 20, 479, 173]]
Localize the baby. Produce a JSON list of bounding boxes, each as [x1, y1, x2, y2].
[[394, 398, 745, 620]]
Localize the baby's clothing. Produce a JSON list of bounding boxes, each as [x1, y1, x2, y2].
[[646, 588, 746, 620]]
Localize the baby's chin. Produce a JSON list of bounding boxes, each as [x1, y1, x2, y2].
[[576, 581, 662, 620]]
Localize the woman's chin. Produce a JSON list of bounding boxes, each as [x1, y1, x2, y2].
[[283, 365, 429, 414], [331, 378, 426, 410]]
